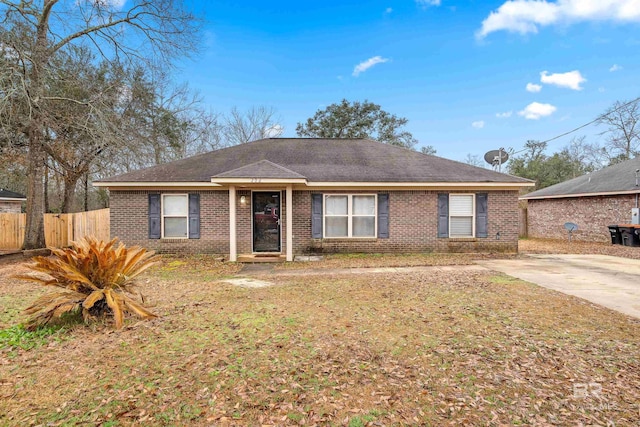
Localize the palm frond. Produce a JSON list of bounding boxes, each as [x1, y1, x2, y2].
[[104, 289, 125, 329], [121, 294, 158, 320], [82, 290, 105, 310]]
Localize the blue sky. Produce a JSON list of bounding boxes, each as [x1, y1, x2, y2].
[[179, 0, 640, 163]]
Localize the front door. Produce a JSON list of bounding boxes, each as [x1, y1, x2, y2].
[[252, 192, 281, 252]]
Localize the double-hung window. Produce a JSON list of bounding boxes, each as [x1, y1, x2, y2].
[[449, 194, 474, 238], [324, 194, 376, 238], [162, 194, 189, 238]]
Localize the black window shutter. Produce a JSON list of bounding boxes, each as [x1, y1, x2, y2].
[[378, 194, 389, 238], [148, 193, 161, 239], [476, 193, 488, 238], [311, 194, 323, 238], [188, 193, 200, 239], [437, 193, 449, 238]]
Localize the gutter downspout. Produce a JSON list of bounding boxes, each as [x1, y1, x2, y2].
[[636, 169, 640, 208]]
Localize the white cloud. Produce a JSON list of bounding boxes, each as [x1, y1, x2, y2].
[[416, 0, 442, 7], [472, 120, 485, 129], [385, 7, 393, 14], [477, 0, 640, 39], [526, 82, 542, 92], [264, 124, 284, 138], [496, 111, 513, 118], [609, 64, 622, 72], [518, 102, 557, 120], [540, 70, 586, 90], [352, 56, 389, 77], [93, 0, 127, 9]]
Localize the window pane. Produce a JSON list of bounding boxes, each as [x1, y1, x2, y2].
[[325, 196, 348, 215], [353, 217, 375, 237], [450, 195, 473, 216], [353, 196, 375, 215], [164, 217, 188, 237], [326, 217, 348, 237], [163, 195, 188, 216], [450, 217, 472, 237]]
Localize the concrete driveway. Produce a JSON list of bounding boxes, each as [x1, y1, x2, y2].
[[477, 254, 640, 319]]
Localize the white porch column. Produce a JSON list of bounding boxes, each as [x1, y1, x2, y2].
[[286, 184, 293, 262], [229, 185, 237, 262]]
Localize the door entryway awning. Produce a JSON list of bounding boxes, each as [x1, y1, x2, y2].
[[210, 160, 307, 185]]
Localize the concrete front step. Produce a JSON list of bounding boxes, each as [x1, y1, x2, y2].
[[237, 254, 286, 263]]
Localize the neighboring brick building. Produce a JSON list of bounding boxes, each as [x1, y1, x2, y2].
[[522, 157, 640, 242], [0, 189, 26, 213], [95, 138, 532, 260]]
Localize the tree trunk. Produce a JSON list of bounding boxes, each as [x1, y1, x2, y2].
[[61, 173, 80, 213], [22, 0, 54, 250], [84, 172, 89, 211], [23, 129, 46, 249], [44, 160, 50, 213]]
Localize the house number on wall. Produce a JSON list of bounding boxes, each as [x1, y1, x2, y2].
[[251, 178, 262, 183]]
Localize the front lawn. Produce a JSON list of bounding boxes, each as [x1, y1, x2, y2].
[[1, 258, 638, 426]]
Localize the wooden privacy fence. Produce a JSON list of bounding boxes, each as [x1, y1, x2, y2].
[[0, 213, 26, 250], [0, 208, 110, 250]]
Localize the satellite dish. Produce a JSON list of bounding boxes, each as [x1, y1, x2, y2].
[[484, 148, 509, 172], [484, 149, 509, 165], [564, 222, 578, 232], [564, 222, 578, 242]]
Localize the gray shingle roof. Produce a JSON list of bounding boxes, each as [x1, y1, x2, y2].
[[522, 156, 640, 199], [0, 188, 26, 200], [213, 160, 306, 179], [98, 138, 531, 184]]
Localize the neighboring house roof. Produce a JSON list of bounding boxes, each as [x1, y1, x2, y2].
[[522, 156, 640, 200], [97, 138, 532, 185], [0, 188, 26, 201]]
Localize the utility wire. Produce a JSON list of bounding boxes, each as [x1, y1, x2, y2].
[[510, 95, 640, 155]]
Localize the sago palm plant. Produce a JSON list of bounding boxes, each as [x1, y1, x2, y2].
[[17, 237, 159, 330]]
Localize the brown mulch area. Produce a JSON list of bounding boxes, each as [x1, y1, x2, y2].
[[1, 257, 638, 426]]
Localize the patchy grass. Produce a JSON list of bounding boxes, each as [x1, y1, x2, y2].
[[149, 255, 243, 281], [0, 258, 638, 426], [520, 237, 640, 259], [0, 324, 68, 352], [277, 252, 516, 270]]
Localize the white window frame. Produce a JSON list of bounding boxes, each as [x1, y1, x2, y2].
[[323, 194, 377, 238], [161, 193, 189, 239], [449, 193, 475, 238]]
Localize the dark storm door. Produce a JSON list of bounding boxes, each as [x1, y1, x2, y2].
[[252, 192, 281, 252]]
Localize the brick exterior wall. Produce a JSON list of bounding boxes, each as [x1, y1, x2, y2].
[[109, 189, 520, 255], [0, 200, 22, 213], [294, 190, 518, 254], [527, 194, 636, 242], [110, 190, 231, 254]]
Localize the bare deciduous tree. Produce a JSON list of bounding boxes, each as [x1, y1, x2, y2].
[[0, 0, 200, 248], [463, 153, 485, 167], [595, 98, 640, 163], [223, 106, 283, 145]]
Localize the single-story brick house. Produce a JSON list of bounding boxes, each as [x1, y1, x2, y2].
[[0, 188, 26, 213], [94, 138, 533, 260], [521, 156, 640, 242]]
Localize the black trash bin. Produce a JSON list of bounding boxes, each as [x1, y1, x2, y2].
[[608, 225, 622, 245], [619, 227, 640, 247]]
